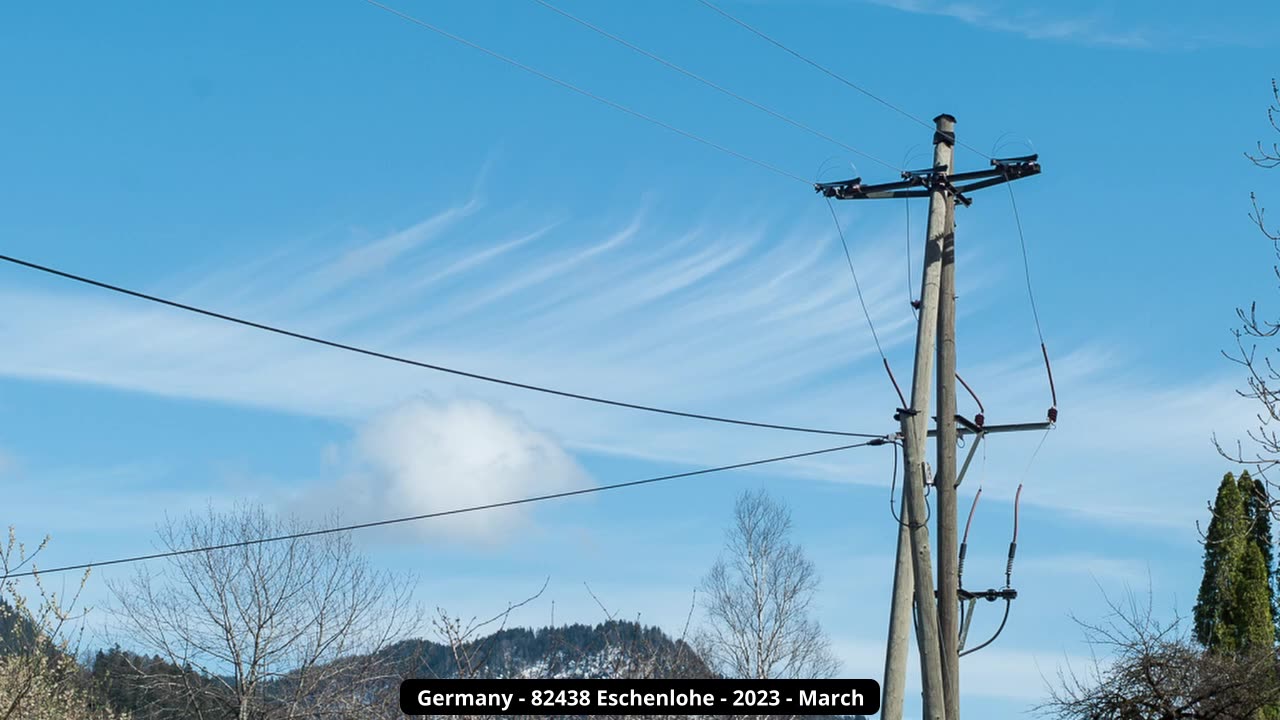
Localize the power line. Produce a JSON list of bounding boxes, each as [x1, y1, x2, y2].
[[959, 599, 1011, 658], [1019, 428, 1051, 484], [531, 0, 899, 172], [960, 483, 1022, 658], [904, 197, 916, 317], [697, 0, 992, 160], [362, 0, 810, 185], [1007, 183, 1043, 346], [1006, 183, 1058, 416], [823, 198, 907, 407], [696, 0, 933, 129], [824, 199, 884, 355], [0, 253, 886, 440], [1, 440, 884, 580]]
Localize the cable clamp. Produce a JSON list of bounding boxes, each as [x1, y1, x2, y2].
[[815, 178, 862, 197], [958, 587, 1018, 602]]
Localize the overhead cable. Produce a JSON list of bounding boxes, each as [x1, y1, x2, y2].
[[1, 440, 884, 580], [364, 0, 810, 184], [0, 253, 887, 440], [1006, 182, 1058, 421], [824, 199, 907, 407], [696, 0, 993, 160], [533, 0, 899, 172]]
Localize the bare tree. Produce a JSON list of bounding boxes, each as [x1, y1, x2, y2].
[[430, 579, 548, 680], [698, 490, 839, 680], [106, 503, 416, 720], [1219, 79, 1280, 508], [1041, 588, 1280, 720], [581, 583, 709, 681], [0, 528, 122, 720]]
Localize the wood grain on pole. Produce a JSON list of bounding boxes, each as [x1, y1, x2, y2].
[[881, 480, 914, 720], [906, 113, 955, 720], [936, 131, 961, 720]]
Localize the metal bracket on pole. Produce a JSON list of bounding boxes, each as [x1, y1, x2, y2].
[[927, 419, 1052, 439], [859, 116, 1045, 720], [955, 431, 984, 489], [815, 155, 1040, 205], [958, 597, 978, 651], [954, 414, 982, 435], [888, 418, 1048, 455]]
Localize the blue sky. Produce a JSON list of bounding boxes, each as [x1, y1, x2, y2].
[[2, 0, 1279, 716]]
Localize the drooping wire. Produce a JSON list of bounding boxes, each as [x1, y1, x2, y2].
[[1006, 181, 1058, 421], [887, 441, 931, 528], [1, 440, 881, 581], [901, 144, 928, 320], [363, 0, 811, 185], [959, 601, 1011, 658], [1008, 483, 1023, 585], [956, 373, 986, 423], [0, 253, 886, 440], [532, 0, 899, 172], [959, 483, 1022, 658], [1012, 485, 1023, 539], [696, 1, 929, 132], [984, 425, 1044, 656], [1020, 429, 1051, 484], [957, 486, 981, 639], [957, 488, 982, 591], [991, 132, 1037, 160], [824, 198, 907, 408], [904, 181, 985, 420], [962, 488, 983, 546], [980, 433, 988, 485], [1006, 184, 1043, 347], [905, 197, 916, 318], [697, 0, 992, 161]]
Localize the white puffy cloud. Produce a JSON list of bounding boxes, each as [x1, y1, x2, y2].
[[319, 398, 589, 543]]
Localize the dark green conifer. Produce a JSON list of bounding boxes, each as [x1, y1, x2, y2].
[[1195, 472, 1247, 650], [1236, 541, 1275, 650], [1238, 470, 1278, 642]]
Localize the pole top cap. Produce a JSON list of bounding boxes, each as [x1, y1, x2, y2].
[[934, 113, 957, 124]]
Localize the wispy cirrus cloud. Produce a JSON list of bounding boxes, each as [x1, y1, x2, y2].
[[0, 193, 922, 453], [863, 0, 1257, 49], [0, 189, 1254, 531]]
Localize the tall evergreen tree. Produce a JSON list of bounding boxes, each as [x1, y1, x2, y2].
[[1235, 541, 1276, 651], [1195, 473, 1248, 650], [1238, 470, 1279, 643]]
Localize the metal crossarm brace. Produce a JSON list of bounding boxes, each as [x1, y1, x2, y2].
[[919, 417, 1052, 438], [815, 155, 1041, 205]]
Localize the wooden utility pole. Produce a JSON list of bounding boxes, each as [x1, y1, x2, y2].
[[881, 482, 913, 720], [900, 113, 956, 720], [936, 179, 960, 720], [816, 114, 1043, 720], [900, 411, 945, 720]]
